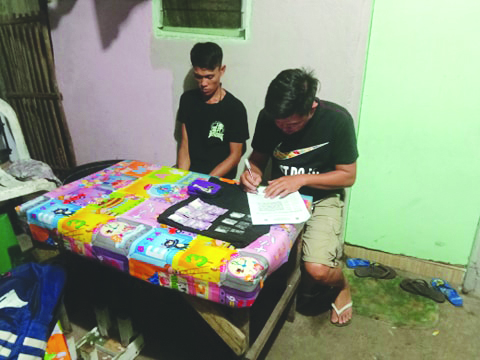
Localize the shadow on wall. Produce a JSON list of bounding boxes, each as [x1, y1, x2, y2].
[[48, 0, 148, 49], [173, 68, 198, 154], [94, 0, 148, 49], [47, 0, 78, 30]]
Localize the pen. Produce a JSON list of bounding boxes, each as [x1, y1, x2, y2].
[[244, 159, 254, 181]]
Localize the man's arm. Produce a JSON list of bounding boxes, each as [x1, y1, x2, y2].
[[177, 123, 190, 170], [209, 142, 243, 178], [264, 162, 357, 198], [239, 150, 270, 192]]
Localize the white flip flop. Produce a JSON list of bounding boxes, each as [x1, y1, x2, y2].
[[330, 302, 353, 327]]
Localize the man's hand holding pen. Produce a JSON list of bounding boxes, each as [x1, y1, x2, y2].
[[240, 159, 262, 194]]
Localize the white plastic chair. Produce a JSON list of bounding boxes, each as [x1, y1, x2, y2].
[[0, 98, 57, 202]]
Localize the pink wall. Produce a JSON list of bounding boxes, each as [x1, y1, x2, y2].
[[49, 0, 372, 170], [50, 0, 176, 166]]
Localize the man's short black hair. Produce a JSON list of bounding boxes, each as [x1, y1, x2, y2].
[[190, 42, 223, 70], [264, 68, 319, 119]]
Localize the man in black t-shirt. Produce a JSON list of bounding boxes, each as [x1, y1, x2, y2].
[[177, 42, 249, 179], [240, 69, 358, 326]]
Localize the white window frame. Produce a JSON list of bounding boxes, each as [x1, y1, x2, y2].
[[152, 0, 251, 41]]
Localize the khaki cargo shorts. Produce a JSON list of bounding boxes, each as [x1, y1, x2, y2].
[[302, 195, 344, 268]]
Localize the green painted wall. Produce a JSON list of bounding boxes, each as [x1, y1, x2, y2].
[[345, 1, 480, 265]]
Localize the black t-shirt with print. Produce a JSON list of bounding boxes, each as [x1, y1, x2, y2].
[[251, 99, 359, 201], [178, 89, 249, 179]]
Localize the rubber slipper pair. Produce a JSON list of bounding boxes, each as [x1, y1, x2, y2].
[[431, 278, 463, 306], [400, 278, 445, 303], [346, 258, 370, 268], [354, 263, 397, 279], [330, 302, 353, 327]]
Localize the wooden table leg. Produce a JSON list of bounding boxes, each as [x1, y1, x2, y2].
[[58, 299, 72, 334], [94, 305, 111, 337], [183, 295, 249, 356], [287, 230, 304, 323], [184, 231, 304, 359], [244, 268, 301, 360]]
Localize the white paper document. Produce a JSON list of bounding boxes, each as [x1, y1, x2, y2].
[[247, 187, 311, 225]]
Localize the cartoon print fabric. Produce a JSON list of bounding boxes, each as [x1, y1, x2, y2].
[[15, 161, 309, 308]]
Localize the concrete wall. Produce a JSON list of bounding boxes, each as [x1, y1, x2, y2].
[[344, 0, 480, 265], [47, 0, 480, 267], [48, 0, 371, 168]]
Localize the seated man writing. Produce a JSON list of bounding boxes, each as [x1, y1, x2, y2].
[[240, 68, 358, 326], [177, 42, 249, 179]]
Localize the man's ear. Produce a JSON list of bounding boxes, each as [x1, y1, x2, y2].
[[220, 65, 226, 75], [309, 100, 319, 115]]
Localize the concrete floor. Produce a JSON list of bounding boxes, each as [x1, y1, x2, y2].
[[60, 254, 480, 360], [11, 217, 479, 359], [266, 294, 480, 360], [66, 296, 480, 360]]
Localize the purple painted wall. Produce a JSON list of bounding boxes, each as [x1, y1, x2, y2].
[[48, 0, 372, 169], [50, 0, 176, 166]]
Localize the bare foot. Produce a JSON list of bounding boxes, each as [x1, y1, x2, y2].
[[331, 280, 352, 325]]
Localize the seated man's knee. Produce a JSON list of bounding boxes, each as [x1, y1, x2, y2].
[[304, 262, 332, 283]]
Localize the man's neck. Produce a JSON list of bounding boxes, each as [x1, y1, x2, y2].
[[204, 85, 225, 104]]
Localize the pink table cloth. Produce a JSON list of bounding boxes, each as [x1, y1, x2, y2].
[[16, 161, 310, 308]]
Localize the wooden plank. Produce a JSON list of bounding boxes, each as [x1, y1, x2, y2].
[[40, 22, 76, 167], [36, 98, 57, 164], [14, 98, 38, 158], [48, 100, 69, 168], [244, 269, 301, 360], [3, 25, 21, 90], [15, 98, 46, 160], [57, 300, 72, 334], [1, 3, 76, 169], [14, 23, 34, 93], [25, 22, 46, 93], [19, 23, 57, 163], [183, 295, 248, 356], [287, 232, 303, 322], [40, 23, 56, 91], [45, 98, 68, 167], [5, 92, 60, 99], [0, 14, 42, 25], [184, 231, 305, 359], [33, 22, 52, 93], [8, 23, 27, 93], [20, 23, 40, 93], [0, 26, 15, 90], [230, 307, 250, 348]]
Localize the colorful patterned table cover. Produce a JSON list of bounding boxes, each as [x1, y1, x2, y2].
[[16, 161, 311, 308]]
